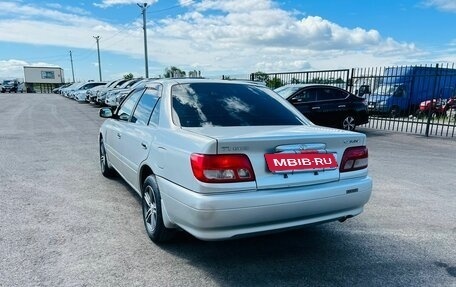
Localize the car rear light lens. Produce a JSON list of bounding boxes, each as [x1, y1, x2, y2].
[[191, 154, 255, 183], [340, 146, 368, 172]]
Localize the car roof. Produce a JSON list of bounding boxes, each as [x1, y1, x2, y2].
[[145, 78, 267, 88], [277, 84, 346, 89]]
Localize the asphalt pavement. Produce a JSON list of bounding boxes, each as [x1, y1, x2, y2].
[[0, 93, 455, 287]]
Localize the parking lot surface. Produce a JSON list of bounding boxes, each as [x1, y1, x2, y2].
[[1, 93, 455, 286]]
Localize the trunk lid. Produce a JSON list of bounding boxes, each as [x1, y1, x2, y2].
[[186, 125, 365, 190]]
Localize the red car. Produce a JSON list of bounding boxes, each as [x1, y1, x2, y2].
[[416, 97, 455, 118]]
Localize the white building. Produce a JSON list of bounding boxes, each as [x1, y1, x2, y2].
[[23, 66, 65, 93]]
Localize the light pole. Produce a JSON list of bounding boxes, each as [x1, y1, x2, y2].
[[69, 50, 75, 83], [93, 36, 102, 81], [137, 3, 149, 78]]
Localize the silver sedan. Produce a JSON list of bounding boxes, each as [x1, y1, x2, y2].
[[98, 78, 372, 243]]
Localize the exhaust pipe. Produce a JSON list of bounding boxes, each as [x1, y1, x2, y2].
[[338, 215, 353, 223]]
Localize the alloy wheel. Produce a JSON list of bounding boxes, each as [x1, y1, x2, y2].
[[143, 186, 157, 233], [100, 140, 106, 173], [342, 116, 356, 131]]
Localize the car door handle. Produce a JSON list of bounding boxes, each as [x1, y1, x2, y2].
[[311, 107, 320, 110], [117, 133, 121, 139], [141, 143, 148, 150], [338, 105, 346, 108]]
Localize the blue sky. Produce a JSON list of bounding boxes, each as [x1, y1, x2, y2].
[[0, 0, 455, 82]]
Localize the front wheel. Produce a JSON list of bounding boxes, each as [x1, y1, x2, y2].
[[341, 115, 356, 131], [99, 137, 116, 178], [142, 175, 175, 243]]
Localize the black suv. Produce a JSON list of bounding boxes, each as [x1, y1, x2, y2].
[[1, 80, 19, 93], [275, 84, 369, 131]]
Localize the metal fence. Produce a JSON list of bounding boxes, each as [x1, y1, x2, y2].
[[249, 63, 456, 138], [249, 69, 350, 90]]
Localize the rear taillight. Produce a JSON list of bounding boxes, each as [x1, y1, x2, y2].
[[190, 154, 255, 183], [340, 146, 368, 172]]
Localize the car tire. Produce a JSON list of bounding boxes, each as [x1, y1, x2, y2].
[[142, 175, 175, 243], [99, 137, 116, 178], [341, 115, 356, 131]]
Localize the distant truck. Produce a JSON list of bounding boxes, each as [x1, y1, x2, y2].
[[366, 66, 456, 117], [351, 76, 380, 98]]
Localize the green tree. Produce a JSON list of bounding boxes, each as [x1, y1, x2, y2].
[[309, 77, 324, 84], [291, 77, 301, 84], [123, 73, 134, 80], [252, 71, 269, 82], [164, 66, 186, 78], [266, 77, 284, 89]]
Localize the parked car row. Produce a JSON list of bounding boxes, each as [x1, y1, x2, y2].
[[57, 81, 107, 101], [55, 78, 153, 107]]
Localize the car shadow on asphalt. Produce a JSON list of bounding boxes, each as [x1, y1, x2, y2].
[[356, 127, 389, 138], [111, 175, 142, 205], [152, 219, 452, 286], [154, 224, 384, 285]]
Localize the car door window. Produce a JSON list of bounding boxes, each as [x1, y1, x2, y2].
[[149, 98, 161, 127], [117, 89, 144, 121], [291, 89, 317, 102], [394, 86, 406, 97], [317, 88, 346, 101], [131, 88, 160, 125]]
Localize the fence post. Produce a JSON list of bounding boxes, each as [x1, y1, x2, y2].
[[348, 68, 354, 93], [425, 64, 440, 137]]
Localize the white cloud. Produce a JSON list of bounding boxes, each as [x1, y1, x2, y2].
[[179, 0, 195, 7], [150, 0, 419, 73], [422, 0, 456, 12], [93, 0, 158, 8], [0, 0, 433, 79], [0, 60, 27, 79], [0, 59, 59, 79], [46, 3, 91, 16]]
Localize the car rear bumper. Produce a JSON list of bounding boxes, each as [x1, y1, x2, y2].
[[357, 110, 369, 125], [158, 176, 372, 240]]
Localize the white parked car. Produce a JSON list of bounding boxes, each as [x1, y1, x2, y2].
[[98, 79, 372, 243], [114, 78, 158, 106], [60, 82, 84, 97], [96, 79, 129, 105], [85, 84, 108, 102], [104, 78, 142, 107], [71, 81, 106, 101]]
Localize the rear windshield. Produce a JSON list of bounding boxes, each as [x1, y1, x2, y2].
[[274, 85, 302, 99], [172, 83, 304, 127]]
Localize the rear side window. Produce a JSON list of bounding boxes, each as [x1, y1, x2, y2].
[[316, 88, 347, 100], [172, 83, 304, 127]]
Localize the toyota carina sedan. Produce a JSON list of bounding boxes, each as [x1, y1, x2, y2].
[[99, 78, 372, 243]]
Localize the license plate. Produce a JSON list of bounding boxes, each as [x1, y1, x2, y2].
[[265, 153, 338, 173]]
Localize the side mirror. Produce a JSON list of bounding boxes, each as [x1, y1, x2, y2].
[[99, 107, 113, 118]]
